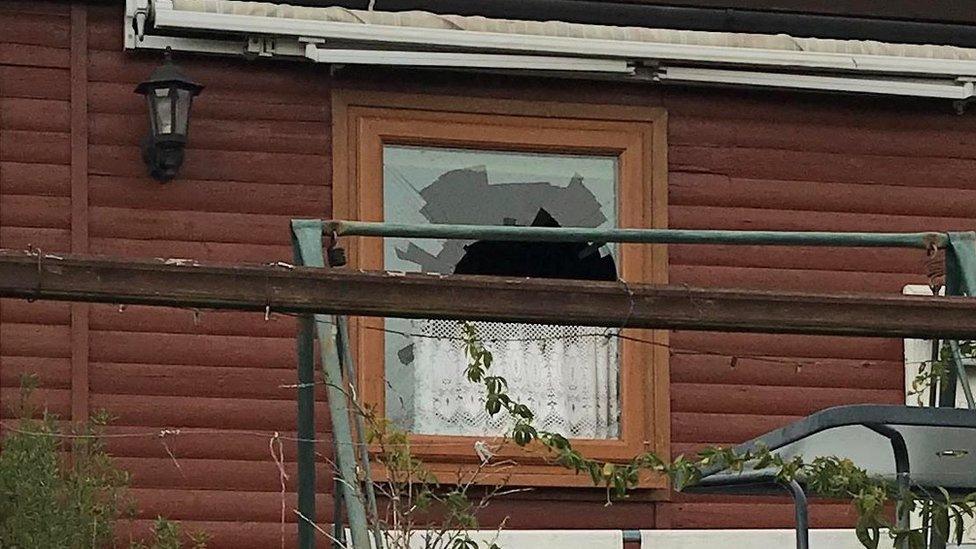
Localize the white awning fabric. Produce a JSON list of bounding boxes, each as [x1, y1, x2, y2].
[[127, 0, 976, 100], [170, 0, 976, 64]]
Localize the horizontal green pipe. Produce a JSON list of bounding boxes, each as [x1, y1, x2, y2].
[[325, 220, 948, 249]]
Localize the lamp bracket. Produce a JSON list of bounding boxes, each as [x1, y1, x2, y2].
[[141, 135, 185, 183]]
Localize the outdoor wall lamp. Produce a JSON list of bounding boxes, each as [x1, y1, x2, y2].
[[134, 49, 203, 182]]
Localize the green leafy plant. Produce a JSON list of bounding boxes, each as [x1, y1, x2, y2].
[[129, 517, 211, 549], [330, 324, 976, 549], [458, 322, 976, 549], [0, 375, 208, 548], [361, 413, 512, 549]]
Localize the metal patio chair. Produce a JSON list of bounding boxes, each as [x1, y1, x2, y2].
[[685, 405, 976, 549]]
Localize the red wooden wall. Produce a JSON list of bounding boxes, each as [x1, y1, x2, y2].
[[1, 1, 974, 546]]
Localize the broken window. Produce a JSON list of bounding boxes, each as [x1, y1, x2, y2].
[[333, 94, 669, 484], [383, 145, 621, 439]]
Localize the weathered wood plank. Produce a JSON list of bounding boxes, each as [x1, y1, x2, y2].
[[670, 353, 903, 390], [671, 145, 976, 190], [89, 144, 327, 185], [90, 363, 325, 401], [663, 501, 856, 529], [88, 81, 329, 121], [669, 264, 923, 293], [0, 66, 69, 100], [670, 173, 976, 218], [127, 488, 333, 522], [672, 411, 800, 443], [89, 331, 295, 368], [103, 426, 331, 462], [90, 393, 328, 431], [89, 207, 297, 246], [0, 251, 973, 338], [90, 112, 329, 155], [88, 304, 294, 337], [89, 176, 329, 217], [117, 457, 333, 492], [90, 238, 292, 263], [671, 382, 900, 415], [0, 162, 70, 196]]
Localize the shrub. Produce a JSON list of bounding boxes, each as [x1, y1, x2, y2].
[[0, 376, 207, 548]]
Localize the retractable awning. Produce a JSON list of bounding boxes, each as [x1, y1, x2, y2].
[[125, 0, 976, 100]]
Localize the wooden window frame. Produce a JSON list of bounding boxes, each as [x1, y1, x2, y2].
[[332, 89, 670, 488]]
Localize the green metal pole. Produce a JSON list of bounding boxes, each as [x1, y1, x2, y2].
[[948, 340, 975, 410], [938, 243, 962, 410], [947, 232, 976, 411], [313, 315, 371, 549], [947, 232, 976, 295], [938, 233, 976, 412], [327, 220, 948, 249], [295, 316, 317, 549], [293, 220, 372, 549], [337, 316, 384, 549], [292, 240, 318, 549], [929, 233, 976, 549]]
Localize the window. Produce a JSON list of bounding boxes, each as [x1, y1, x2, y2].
[[903, 284, 975, 408], [333, 90, 669, 487]]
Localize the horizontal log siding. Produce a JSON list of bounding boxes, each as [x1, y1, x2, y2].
[[85, 4, 333, 544], [661, 89, 963, 527], [0, 2, 335, 545], [3, 0, 973, 544], [0, 1, 73, 428]]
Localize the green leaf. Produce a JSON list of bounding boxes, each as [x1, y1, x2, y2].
[[854, 518, 880, 549], [513, 404, 534, 421], [951, 504, 965, 546], [486, 397, 501, 415]]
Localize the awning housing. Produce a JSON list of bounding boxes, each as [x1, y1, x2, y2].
[[125, 0, 976, 102]]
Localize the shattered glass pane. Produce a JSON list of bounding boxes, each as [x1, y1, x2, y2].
[[383, 145, 621, 440]]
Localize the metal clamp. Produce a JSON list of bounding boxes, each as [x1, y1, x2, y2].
[[132, 0, 150, 42]]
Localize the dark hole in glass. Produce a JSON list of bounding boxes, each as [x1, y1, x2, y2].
[[453, 208, 617, 281]]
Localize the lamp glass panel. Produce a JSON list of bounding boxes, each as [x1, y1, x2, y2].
[[145, 93, 159, 135], [152, 87, 174, 135], [174, 88, 194, 136]]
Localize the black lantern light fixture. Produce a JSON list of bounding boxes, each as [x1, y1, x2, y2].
[[134, 49, 203, 182]]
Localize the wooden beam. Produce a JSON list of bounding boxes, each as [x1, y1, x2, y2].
[[70, 3, 90, 424], [0, 249, 973, 338]]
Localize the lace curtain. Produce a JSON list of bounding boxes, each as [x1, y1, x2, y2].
[[406, 320, 620, 439]]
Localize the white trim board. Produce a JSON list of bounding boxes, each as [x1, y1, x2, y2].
[[641, 529, 896, 548], [339, 530, 623, 549], [335, 529, 976, 548]]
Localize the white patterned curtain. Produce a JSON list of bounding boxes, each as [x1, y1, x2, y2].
[[407, 320, 619, 439]]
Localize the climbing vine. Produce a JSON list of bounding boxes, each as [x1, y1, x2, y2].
[[460, 322, 976, 549]]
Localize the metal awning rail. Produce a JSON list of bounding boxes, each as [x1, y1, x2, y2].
[[323, 219, 949, 249]]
